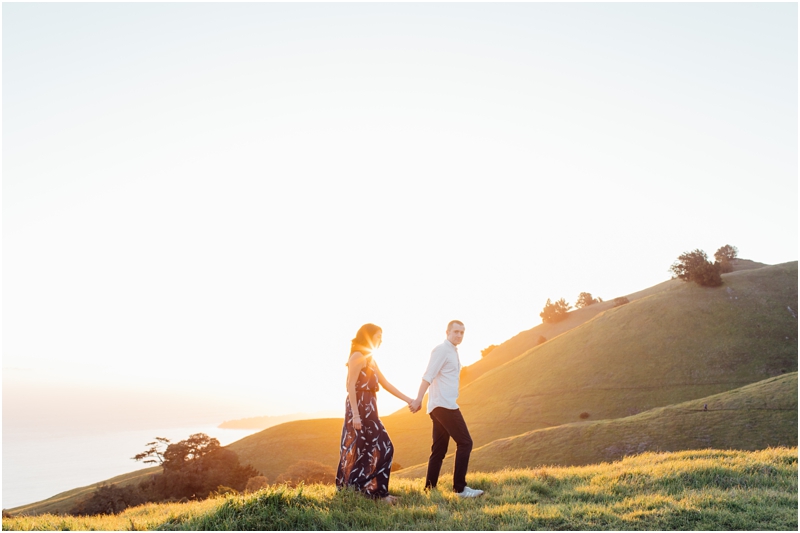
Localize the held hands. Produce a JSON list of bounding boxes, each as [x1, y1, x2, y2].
[[403, 394, 422, 414], [408, 398, 422, 414]]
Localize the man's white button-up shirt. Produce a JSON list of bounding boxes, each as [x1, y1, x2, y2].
[[422, 339, 462, 414]]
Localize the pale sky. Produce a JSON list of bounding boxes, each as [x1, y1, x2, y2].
[[3, 2, 797, 428]]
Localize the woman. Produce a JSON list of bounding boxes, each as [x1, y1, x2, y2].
[[335, 323, 413, 504]]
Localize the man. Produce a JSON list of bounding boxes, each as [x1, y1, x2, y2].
[[410, 320, 484, 498]]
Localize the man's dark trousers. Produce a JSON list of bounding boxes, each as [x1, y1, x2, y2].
[[425, 407, 473, 493]]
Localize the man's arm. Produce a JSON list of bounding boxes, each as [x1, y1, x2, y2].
[[410, 379, 430, 413], [410, 346, 446, 413]]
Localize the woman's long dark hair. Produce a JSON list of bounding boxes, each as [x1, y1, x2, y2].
[[350, 323, 382, 357]]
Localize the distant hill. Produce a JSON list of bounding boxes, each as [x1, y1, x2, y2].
[[396, 372, 797, 477], [226, 418, 344, 482], [218, 410, 340, 430]]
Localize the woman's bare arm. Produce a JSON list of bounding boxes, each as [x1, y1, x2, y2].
[[374, 363, 413, 404]]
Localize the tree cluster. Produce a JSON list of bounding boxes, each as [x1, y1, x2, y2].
[[71, 433, 259, 516], [575, 292, 603, 309], [539, 291, 604, 324], [70, 484, 146, 516], [540, 298, 572, 324], [480, 344, 498, 358], [670, 245, 738, 287]]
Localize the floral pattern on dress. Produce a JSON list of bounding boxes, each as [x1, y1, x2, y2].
[[335, 357, 394, 498]]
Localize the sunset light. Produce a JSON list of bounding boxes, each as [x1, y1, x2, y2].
[[3, 2, 796, 517]]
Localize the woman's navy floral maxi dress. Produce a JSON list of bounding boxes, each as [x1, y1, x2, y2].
[[335, 357, 394, 498]]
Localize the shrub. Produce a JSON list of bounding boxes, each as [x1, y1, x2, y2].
[[481, 344, 498, 358], [391, 462, 403, 472], [210, 486, 238, 497], [612, 297, 629, 307], [245, 476, 270, 493], [537, 335, 547, 345], [579, 412, 590, 419], [70, 484, 146, 516], [275, 460, 336, 487]]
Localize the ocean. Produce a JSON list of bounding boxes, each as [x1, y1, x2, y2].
[[2, 425, 260, 510]]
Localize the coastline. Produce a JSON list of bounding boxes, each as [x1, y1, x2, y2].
[[3, 425, 259, 510]]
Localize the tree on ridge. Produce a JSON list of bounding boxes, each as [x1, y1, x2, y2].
[[540, 298, 572, 323], [575, 292, 603, 309], [714, 244, 739, 273], [670, 249, 723, 287]]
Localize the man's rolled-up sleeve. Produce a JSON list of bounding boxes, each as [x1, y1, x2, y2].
[[422, 347, 446, 384]]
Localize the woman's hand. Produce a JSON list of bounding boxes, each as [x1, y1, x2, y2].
[[409, 397, 422, 414], [352, 415, 362, 431], [405, 397, 420, 413]]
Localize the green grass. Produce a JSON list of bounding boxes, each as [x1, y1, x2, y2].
[[4, 448, 796, 530]]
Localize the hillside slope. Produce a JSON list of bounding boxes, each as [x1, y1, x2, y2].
[[230, 261, 796, 476], [396, 372, 798, 477], [456, 258, 767, 391]]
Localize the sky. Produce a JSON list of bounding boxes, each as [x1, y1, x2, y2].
[[3, 1, 798, 430]]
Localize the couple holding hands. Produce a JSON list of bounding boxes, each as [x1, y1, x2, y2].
[[335, 321, 484, 503]]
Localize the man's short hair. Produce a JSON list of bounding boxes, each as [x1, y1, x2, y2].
[[447, 320, 465, 331]]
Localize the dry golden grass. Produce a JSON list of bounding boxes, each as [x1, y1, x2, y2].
[[4, 497, 220, 531]]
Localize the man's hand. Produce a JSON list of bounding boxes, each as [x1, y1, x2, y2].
[[409, 398, 422, 414]]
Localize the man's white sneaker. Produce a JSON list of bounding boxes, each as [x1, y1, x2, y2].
[[457, 486, 484, 498]]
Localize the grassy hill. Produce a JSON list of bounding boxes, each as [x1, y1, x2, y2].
[[396, 373, 797, 478], [458, 258, 768, 390], [229, 261, 797, 476], [9, 260, 795, 516], [4, 447, 796, 530]]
